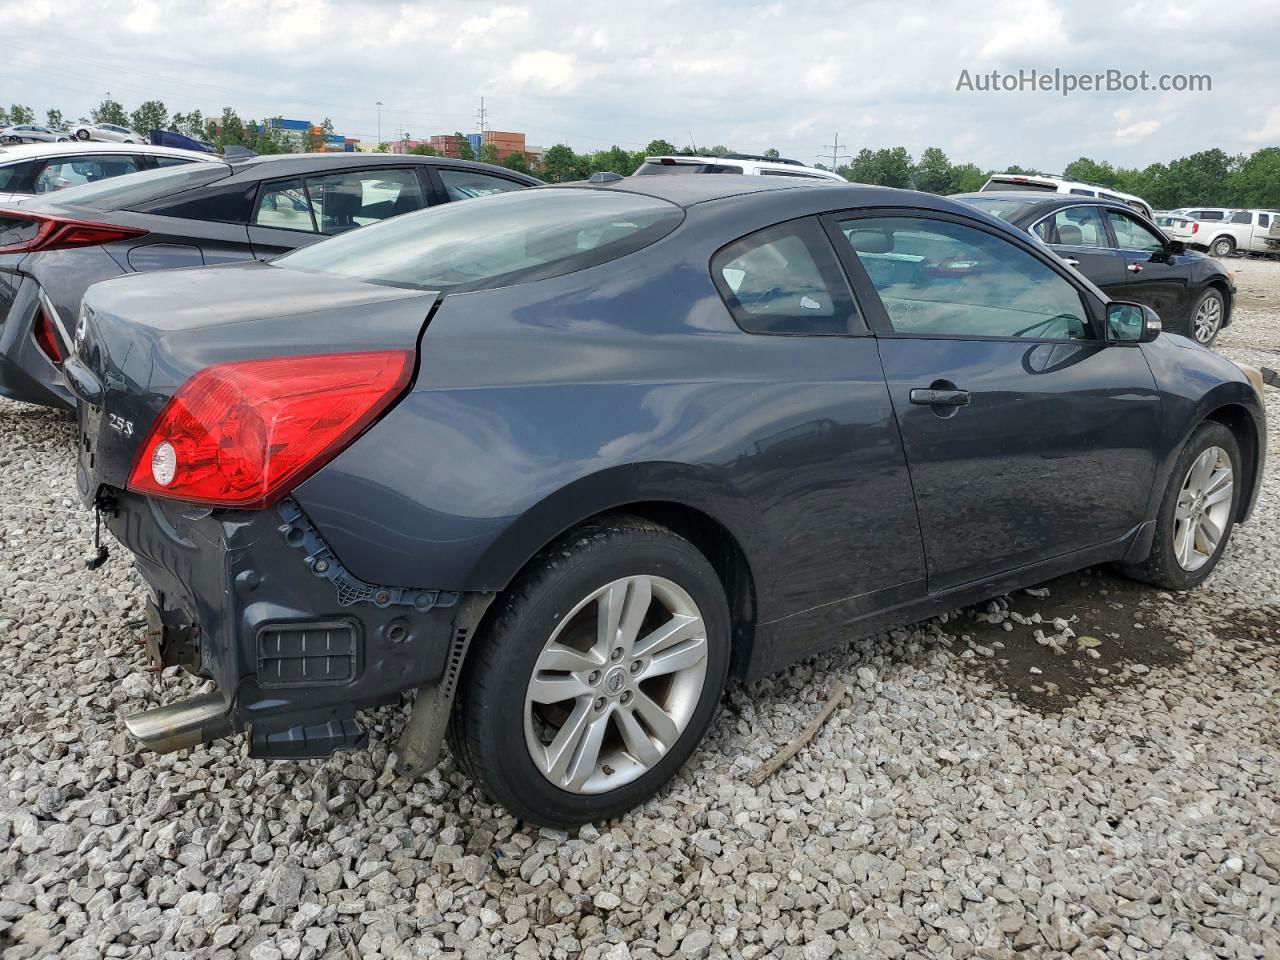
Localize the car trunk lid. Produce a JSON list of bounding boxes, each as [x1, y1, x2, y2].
[[72, 259, 439, 499]]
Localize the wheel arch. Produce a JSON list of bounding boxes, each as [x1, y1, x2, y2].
[[1203, 402, 1262, 522], [465, 465, 766, 679]]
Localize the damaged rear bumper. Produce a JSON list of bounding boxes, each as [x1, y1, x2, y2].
[[101, 488, 492, 761]]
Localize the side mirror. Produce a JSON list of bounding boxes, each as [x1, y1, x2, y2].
[[1168, 239, 1186, 255], [1106, 301, 1161, 344]]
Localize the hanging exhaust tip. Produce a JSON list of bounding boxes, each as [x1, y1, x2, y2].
[[123, 692, 234, 754]]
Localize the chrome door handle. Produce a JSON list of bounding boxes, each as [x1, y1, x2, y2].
[[910, 387, 971, 406], [1127, 263, 1144, 273], [1063, 257, 1080, 266]]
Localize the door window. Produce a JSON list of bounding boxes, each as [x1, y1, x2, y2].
[[152, 155, 195, 168], [1260, 214, 1270, 228], [712, 219, 858, 335], [1105, 210, 1165, 253], [437, 168, 525, 201], [837, 215, 1090, 340], [0, 160, 40, 194], [254, 169, 426, 234], [1229, 211, 1251, 225], [33, 154, 140, 193], [1034, 206, 1110, 247]]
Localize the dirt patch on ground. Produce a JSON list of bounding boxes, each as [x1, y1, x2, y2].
[[1226, 256, 1280, 311], [956, 568, 1192, 712]]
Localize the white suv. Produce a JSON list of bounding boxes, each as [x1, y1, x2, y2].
[[633, 154, 847, 183], [980, 173, 1154, 220]]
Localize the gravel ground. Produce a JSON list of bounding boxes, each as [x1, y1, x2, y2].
[[2, 264, 1279, 960]]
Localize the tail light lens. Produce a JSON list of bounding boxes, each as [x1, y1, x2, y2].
[[0, 210, 147, 255], [33, 308, 64, 364], [128, 351, 413, 509], [1192, 222, 1200, 234]]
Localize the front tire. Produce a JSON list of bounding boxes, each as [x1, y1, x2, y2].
[[1190, 288, 1225, 346], [75, 128, 91, 141], [449, 516, 730, 827], [1121, 421, 1240, 590], [1211, 237, 1236, 258]]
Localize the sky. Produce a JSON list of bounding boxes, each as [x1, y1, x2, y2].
[[2, 0, 1277, 172]]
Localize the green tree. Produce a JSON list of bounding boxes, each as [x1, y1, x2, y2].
[[1163, 149, 1236, 206], [9, 104, 35, 124], [644, 139, 677, 156], [706, 144, 731, 156], [502, 151, 532, 175], [843, 147, 913, 187], [45, 108, 64, 130], [91, 98, 128, 127], [1227, 147, 1280, 209], [321, 117, 335, 136], [375, 142, 390, 153], [1061, 157, 1117, 187], [478, 143, 500, 165], [540, 143, 579, 182], [763, 147, 780, 159], [1001, 164, 1042, 175], [454, 132, 475, 161], [947, 162, 986, 194], [589, 145, 642, 176], [409, 144, 438, 156], [130, 100, 168, 136], [912, 146, 953, 194]]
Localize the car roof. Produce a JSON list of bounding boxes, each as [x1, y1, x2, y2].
[[953, 191, 1141, 216], [232, 152, 542, 182], [0, 141, 217, 163]]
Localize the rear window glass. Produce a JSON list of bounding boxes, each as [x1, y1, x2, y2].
[[21, 162, 230, 211], [953, 197, 1038, 222], [634, 161, 744, 175], [276, 188, 683, 291], [982, 178, 1055, 193]]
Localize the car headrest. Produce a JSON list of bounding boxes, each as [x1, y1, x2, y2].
[[1057, 224, 1083, 244]]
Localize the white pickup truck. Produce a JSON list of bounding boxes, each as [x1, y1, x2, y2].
[[1196, 209, 1280, 258]]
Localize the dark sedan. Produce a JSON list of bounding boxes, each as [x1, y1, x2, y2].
[[0, 153, 540, 410], [70, 176, 1266, 826], [953, 192, 1235, 346]]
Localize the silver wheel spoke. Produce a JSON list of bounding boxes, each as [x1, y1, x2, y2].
[[1189, 448, 1215, 491], [1177, 520, 1196, 568], [633, 613, 703, 659], [536, 643, 602, 673], [527, 673, 592, 704], [544, 701, 609, 790], [598, 576, 652, 657], [1197, 514, 1223, 553], [1203, 471, 1233, 507], [631, 689, 680, 747], [641, 634, 708, 680], [614, 704, 664, 767]]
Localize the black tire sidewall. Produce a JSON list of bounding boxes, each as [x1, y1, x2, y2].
[[1148, 421, 1240, 589], [464, 528, 730, 827]]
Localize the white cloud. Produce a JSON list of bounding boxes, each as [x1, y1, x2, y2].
[[1115, 119, 1161, 142], [509, 50, 580, 92]]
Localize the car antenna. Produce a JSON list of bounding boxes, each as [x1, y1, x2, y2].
[[688, 131, 699, 155]]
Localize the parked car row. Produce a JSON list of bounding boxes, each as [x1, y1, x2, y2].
[[1, 150, 1267, 825], [0, 121, 147, 145]]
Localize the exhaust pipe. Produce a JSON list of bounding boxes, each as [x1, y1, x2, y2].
[[123, 692, 234, 754]]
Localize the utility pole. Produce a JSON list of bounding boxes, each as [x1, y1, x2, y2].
[[820, 133, 851, 172], [475, 96, 488, 151], [376, 101, 383, 149]]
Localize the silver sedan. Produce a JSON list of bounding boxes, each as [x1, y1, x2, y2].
[[69, 123, 144, 144], [1, 124, 71, 144]]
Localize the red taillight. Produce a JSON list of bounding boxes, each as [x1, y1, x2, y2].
[[127, 351, 413, 509], [1192, 222, 1200, 234], [33, 308, 64, 364], [0, 209, 147, 255]]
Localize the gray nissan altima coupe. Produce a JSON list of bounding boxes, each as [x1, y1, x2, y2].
[[68, 174, 1266, 826]]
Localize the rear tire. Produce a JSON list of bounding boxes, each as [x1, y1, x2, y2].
[[1189, 288, 1225, 346], [1121, 421, 1240, 590], [449, 516, 730, 827], [1210, 237, 1236, 258], [75, 128, 91, 141]]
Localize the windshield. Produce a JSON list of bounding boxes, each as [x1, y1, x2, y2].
[[20, 162, 230, 211], [954, 196, 1038, 222], [276, 188, 684, 291]]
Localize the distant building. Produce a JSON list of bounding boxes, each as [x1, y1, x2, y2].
[[422, 129, 539, 164], [259, 117, 357, 152]]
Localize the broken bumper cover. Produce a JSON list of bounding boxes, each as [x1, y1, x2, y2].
[[102, 489, 492, 759]]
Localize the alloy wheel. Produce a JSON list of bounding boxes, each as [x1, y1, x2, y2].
[[1193, 296, 1223, 344], [523, 575, 708, 794], [1173, 445, 1233, 571]]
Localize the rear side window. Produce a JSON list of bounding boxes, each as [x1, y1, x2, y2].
[[1229, 211, 1250, 224], [712, 219, 857, 335], [254, 169, 427, 234], [276, 188, 683, 291], [836, 215, 1090, 340], [151, 155, 195, 168], [1261, 214, 1271, 228], [1069, 188, 1096, 197], [0, 159, 40, 194], [1034, 206, 1110, 247], [982, 179, 1055, 193], [34, 154, 140, 194], [140, 182, 257, 224], [37, 162, 231, 211], [437, 168, 525, 201], [634, 161, 744, 176]]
